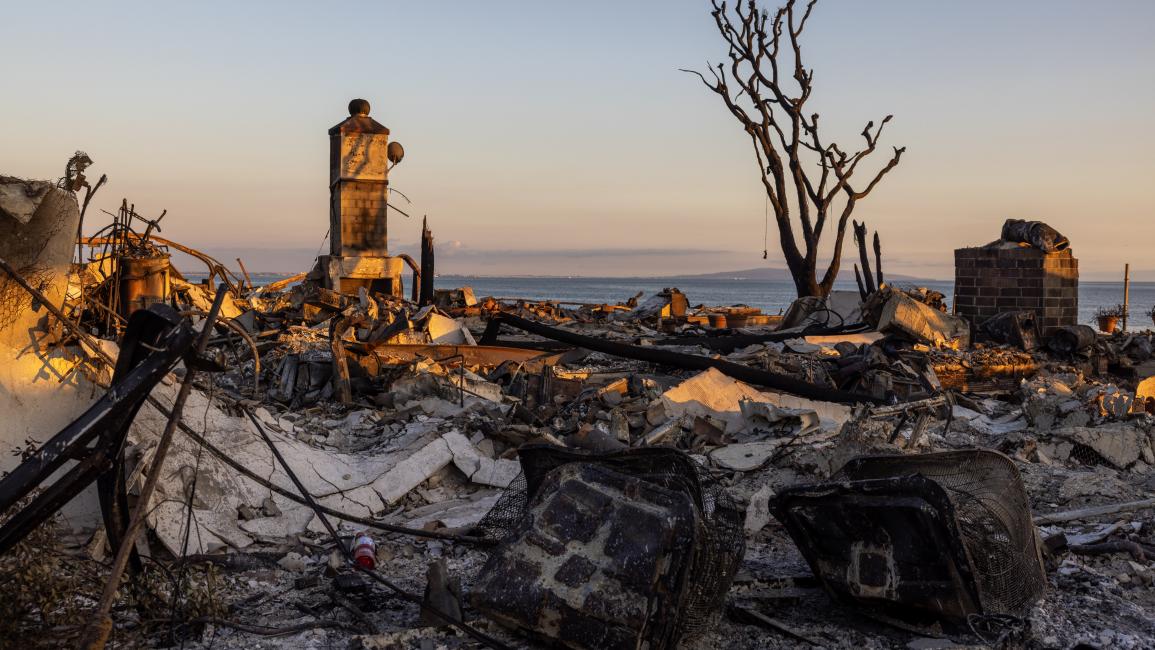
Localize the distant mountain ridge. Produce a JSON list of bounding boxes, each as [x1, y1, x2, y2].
[[673, 266, 935, 282]]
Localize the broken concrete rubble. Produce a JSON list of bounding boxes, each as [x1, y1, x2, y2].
[[867, 287, 970, 349], [649, 367, 849, 436]]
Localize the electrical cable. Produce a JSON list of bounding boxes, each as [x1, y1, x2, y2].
[[762, 195, 770, 260]]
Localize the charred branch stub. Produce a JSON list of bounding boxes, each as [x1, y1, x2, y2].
[[420, 216, 435, 306], [685, 0, 905, 298], [852, 220, 884, 300]]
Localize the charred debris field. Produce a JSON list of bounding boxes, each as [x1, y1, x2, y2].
[[1, 11, 1153, 644], [2, 168, 1154, 650]]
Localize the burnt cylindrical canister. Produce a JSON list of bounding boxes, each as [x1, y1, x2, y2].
[[118, 254, 171, 318]]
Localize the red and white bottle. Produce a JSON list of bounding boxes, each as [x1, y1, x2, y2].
[[352, 532, 376, 569]]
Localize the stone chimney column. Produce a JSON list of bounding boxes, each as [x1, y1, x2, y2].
[[329, 98, 390, 258]]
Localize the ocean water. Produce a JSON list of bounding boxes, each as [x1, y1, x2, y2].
[[436, 275, 1155, 332], [206, 273, 1155, 332]]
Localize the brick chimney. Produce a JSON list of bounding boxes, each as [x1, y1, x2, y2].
[[320, 99, 404, 295], [329, 98, 391, 257]]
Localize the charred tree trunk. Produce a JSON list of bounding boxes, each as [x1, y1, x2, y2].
[[853, 220, 876, 295], [873, 231, 884, 288], [687, 0, 904, 298], [852, 220, 886, 300], [419, 217, 435, 306]]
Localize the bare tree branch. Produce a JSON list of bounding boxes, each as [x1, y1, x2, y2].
[[688, 0, 904, 297]]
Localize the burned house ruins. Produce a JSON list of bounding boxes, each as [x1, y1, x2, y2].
[[0, 94, 1152, 650]]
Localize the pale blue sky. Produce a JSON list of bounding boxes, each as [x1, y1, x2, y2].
[[2, 1, 1153, 279]]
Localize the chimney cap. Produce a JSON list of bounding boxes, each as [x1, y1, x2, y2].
[[330, 99, 389, 136], [348, 99, 371, 116]]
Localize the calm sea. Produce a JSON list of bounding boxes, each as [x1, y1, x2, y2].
[[439, 276, 1155, 332], [217, 273, 1155, 332]]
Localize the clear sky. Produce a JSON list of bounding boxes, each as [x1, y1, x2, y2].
[[2, 1, 1153, 280]]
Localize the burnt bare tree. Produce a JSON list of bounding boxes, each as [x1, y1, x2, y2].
[[686, 0, 905, 298]]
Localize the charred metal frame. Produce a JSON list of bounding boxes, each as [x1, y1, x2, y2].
[[772, 474, 983, 622], [771, 450, 1046, 625], [0, 305, 196, 556]]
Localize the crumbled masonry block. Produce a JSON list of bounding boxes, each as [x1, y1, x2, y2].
[[371, 437, 455, 505], [1052, 424, 1148, 469], [876, 291, 970, 348], [443, 431, 520, 488]]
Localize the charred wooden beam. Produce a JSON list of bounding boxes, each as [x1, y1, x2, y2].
[[419, 216, 435, 306], [873, 231, 884, 287], [482, 312, 883, 404]]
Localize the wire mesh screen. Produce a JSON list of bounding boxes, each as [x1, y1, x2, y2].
[[474, 444, 746, 640], [833, 449, 1046, 617]]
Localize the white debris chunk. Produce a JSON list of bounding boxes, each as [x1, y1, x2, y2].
[[443, 430, 519, 488], [657, 367, 850, 435], [370, 437, 454, 505], [744, 484, 775, 534], [710, 441, 783, 471]]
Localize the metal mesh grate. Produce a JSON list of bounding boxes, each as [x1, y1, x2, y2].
[[474, 444, 746, 639], [832, 449, 1046, 617]]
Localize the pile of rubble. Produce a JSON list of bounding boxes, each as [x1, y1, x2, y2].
[[1, 180, 1153, 649]]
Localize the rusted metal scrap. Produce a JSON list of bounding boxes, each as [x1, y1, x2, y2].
[[471, 445, 745, 650], [770, 449, 1046, 626]]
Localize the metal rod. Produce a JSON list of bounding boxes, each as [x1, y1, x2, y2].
[[1033, 497, 1155, 525], [241, 410, 510, 649], [236, 257, 253, 292], [83, 285, 228, 650]]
